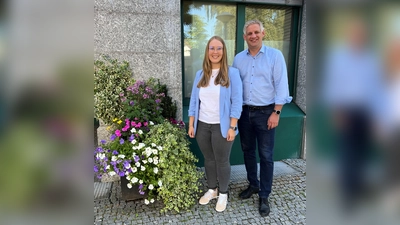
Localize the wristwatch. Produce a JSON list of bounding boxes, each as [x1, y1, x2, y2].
[[229, 126, 237, 131], [273, 109, 281, 115]]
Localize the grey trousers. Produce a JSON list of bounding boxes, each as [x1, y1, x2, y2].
[[196, 121, 233, 194]]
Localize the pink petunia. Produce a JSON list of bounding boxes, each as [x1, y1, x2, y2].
[[131, 121, 136, 127], [144, 122, 148, 127], [115, 130, 121, 137]]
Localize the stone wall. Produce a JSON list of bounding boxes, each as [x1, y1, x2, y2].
[[94, 0, 182, 120], [295, 0, 306, 113]]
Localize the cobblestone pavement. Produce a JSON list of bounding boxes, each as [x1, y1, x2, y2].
[[94, 159, 306, 225]]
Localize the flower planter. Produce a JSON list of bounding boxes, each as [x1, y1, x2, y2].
[[120, 176, 148, 201]]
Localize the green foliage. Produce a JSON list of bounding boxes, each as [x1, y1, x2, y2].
[[94, 56, 133, 125], [145, 121, 203, 213]]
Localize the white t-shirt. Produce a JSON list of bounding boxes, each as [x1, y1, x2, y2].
[[199, 69, 221, 124]]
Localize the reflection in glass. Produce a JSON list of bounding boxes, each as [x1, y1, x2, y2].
[[182, 2, 236, 98], [245, 6, 292, 66]]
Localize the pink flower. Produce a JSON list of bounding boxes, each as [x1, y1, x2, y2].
[[115, 130, 121, 137], [131, 121, 136, 127], [136, 122, 142, 128], [144, 122, 148, 127]]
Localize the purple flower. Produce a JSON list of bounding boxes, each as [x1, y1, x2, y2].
[[134, 155, 140, 163], [95, 147, 103, 153], [123, 161, 130, 168], [97, 174, 102, 179], [155, 99, 161, 104], [119, 138, 124, 144], [100, 140, 106, 144], [119, 171, 125, 176], [139, 184, 143, 189], [139, 191, 145, 195], [129, 134, 135, 142], [130, 100, 134, 106], [110, 134, 116, 141], [112, 150, 119, 155], [94, 165, 99, 173]]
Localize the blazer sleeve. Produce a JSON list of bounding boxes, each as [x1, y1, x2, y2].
[[229, 67, 243, 119], [188, 70, 201, 117]]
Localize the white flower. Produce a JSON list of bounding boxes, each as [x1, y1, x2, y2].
[[125, 163, 131, 169], [135, 162, 140, 167], [151, 143, 157, 147], [127, 183, 132, 189], [145, 148, 152, 157], [148, 184, 154, 190], [152, 149, 158, 155], [118, 154, 125, 159], [141, 166, 145, 171], [97, 153, 105, 160], [131, 139, 137, 145], [148, 158, 153, 163], [150, 199, 155, 203], [153, 159, 159, 165], [109, 171, 116, 176], [111, 156, 118, 161], [157, 146, 163, 151], [125, 173, 130, 178], [131, 167, 137, 173], [106, 165, 110, 170], [153, 167, 158, 174], [132, 177, 138, 183], [139, 180, 143, 184], [131, 128, 136, 133], [158, 180, 162, 187], [149, 121, 154, 125], [144, 199, 149, 205], [138, 130, 143, 134], [138, 143, 145, 149], [142, 160, 147, 164]]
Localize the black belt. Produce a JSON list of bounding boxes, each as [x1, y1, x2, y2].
[[243, 104, 274, 110]]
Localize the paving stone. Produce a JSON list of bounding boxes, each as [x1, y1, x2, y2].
[[94, 159, 306, 225]]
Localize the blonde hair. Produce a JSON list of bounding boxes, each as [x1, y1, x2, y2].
[[197, 36, 230, 88]]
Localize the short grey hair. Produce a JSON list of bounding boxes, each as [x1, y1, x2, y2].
[[243, 20, 264, 34]]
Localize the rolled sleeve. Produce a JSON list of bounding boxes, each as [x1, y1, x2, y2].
[[273, 51, 292, 104]]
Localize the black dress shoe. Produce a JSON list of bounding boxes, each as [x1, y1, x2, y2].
[[239, 185, 259, 199], [259, 197, 270, 217]]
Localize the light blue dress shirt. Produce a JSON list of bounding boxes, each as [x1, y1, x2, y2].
[[188, 67, 243, 138], [232, 45, 292, 106]]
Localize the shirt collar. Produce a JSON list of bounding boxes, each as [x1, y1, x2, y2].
[[246, 44, 265, 56]]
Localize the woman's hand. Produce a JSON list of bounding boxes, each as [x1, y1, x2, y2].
[[188, 126, 195, 138], [226, 129, 235, 141]]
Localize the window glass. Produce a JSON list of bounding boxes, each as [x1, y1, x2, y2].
[[245, 6, 293, 66], [182, 2, 237, 98]]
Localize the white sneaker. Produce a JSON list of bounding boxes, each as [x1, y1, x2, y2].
[[215, 193, 228, 212], [199, 188, 218, 205]]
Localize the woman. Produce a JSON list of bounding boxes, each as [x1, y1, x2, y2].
[[188, 36, 243, 212]]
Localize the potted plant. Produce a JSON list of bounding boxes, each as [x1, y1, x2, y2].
[[94, 70, 203, 212]]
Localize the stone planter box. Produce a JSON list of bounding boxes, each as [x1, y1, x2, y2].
[[120, 176, 148, 201]]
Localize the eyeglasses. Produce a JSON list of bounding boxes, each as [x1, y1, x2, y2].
[[209, 46, 223, 52]]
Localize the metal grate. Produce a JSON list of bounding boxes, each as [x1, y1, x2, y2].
[[94, 182, 112, 200]]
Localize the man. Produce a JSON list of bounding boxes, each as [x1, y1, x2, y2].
[[232, 20, 292, 217]]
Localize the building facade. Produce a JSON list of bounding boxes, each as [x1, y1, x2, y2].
[[95, 0, 306, 165]]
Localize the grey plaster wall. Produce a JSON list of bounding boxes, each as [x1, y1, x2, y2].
[[295, 0, 306, 113], [94, 0, 183, 120]]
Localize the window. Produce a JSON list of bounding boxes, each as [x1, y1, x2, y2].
[[182, 1, 299, 104]]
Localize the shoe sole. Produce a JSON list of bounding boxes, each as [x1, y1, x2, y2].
[[199, 196, 217, 205]]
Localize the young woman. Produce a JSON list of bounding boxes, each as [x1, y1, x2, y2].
[[188, 36, 243, 212]]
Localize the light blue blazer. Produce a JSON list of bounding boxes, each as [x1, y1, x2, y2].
[[188, 67, 243, 138]]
